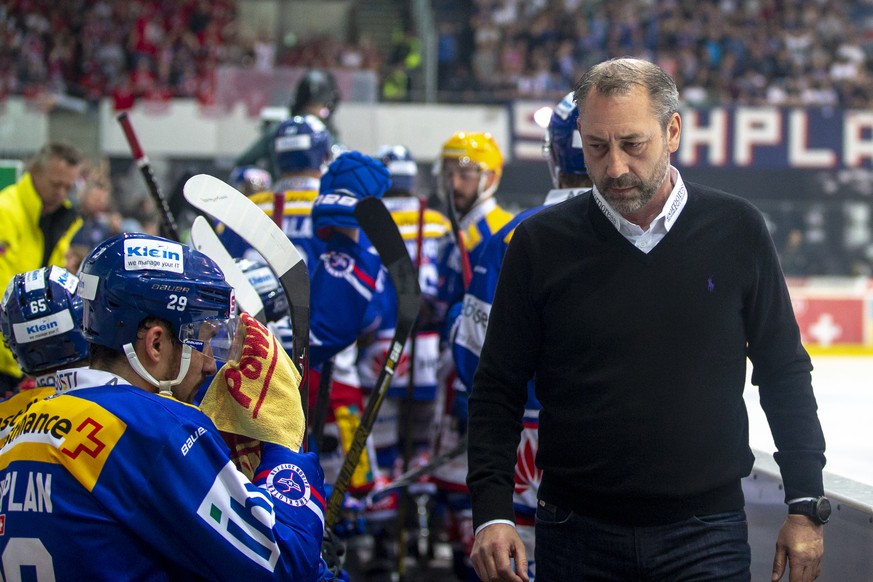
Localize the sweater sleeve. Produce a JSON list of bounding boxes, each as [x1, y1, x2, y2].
[[745, 212, 826, 502], [467, 224, 540, 528]]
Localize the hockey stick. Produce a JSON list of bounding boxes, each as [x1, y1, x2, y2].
[[396, 196, 427, 577], [183, 174, 311, 423], [445, 184, 473, 288], [310, 358, 334, 455], [367, 438, 466, 504], [324, 197, 422, 528], [116, 112, 181, 241], [189, 216, 267, 325]]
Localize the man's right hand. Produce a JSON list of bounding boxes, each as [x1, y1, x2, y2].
[[470, 523, 529, 582]]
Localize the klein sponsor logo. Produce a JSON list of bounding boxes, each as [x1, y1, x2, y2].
[[123, 240, 184, 273], [12, 311, 74, 343]]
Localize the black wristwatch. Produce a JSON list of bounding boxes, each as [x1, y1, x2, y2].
[[788, 496, 831, 524]]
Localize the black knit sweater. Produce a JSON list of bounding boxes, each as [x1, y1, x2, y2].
[[467, 182, 826, 527]]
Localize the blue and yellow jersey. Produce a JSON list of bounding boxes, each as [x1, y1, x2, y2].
[[438, 196, 515, 311], [0, 368, 325, 580]]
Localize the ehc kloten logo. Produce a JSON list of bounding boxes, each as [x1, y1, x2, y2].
[[265, 464, 310, 507]]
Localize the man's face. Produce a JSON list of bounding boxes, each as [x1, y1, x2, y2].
[[441, 159, 492, 216], [577, 85, 680, 217], [31, 158, 80, 215]]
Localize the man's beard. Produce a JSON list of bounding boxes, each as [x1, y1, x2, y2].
[[596, 147, 670, 215]]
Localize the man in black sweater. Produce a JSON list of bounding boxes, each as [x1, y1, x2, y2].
[[467, 58, 826, 582]]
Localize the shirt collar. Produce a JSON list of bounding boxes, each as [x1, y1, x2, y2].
[[592, 166, 687, 235], [54, 367, 127, 393]]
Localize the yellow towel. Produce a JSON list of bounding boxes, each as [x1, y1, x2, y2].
[[200, 312, 305, 478]]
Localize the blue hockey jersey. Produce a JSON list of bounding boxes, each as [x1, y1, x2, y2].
[[0, 368, 326, 581]]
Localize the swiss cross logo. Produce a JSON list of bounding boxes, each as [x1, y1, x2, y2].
[[0, 514, 5, 535], [61, 418, 107, 459]]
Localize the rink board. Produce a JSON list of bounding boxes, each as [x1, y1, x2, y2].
[[744, 353, 873, 581], [744, 451, 873, 581]]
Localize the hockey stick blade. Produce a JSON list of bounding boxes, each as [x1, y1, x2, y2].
[[189, 216, 267, 324], [324, 197, 422, 527], [183, 174, 310, 375]]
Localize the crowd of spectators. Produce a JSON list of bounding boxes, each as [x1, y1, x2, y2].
[[4, 0, 873, 109], [438, 0, 873, 107], [0, 0, 239, 110]]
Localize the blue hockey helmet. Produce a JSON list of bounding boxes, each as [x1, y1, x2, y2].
[[271, 114, 332, 175], [543, 92, 587, 188], [77, 233, 237, 365], [229, 165, 272, 196], [235, 257, 290, 323], [1, 266, 90, 375], [375, 144, 417, 195]]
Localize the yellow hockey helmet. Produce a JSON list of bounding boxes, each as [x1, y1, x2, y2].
[[439, 131, 504, 179]]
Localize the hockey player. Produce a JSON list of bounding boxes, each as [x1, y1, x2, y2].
[[259, 151, 392, 498], [353, 145, 454, 569], [435, 131, 515, 308], [0, 233, 327, 580], [450, 92, 592, 582], [236, 69, 342, 178], [359, 145, 452, 472], [219, 114, 332, 267], [0, 266, 90, 392], [430, 133, 516, 579], [0, 266, 90, 447]]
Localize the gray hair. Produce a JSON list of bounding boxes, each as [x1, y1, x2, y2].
[[29, 142, 83, 172], [573, 58, 679, 130]]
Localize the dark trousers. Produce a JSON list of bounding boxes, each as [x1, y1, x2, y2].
[[535, 501, 751, 581]]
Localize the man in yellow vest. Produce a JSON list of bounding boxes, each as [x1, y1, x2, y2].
[[0, 142, 83, 393]]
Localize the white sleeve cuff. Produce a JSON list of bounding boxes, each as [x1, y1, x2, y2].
[[474, 519, 517, 537]]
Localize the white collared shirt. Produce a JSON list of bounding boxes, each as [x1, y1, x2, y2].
[[591, 166, 688, 254]]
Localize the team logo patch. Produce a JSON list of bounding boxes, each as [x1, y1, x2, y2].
[[322, 251, 355, 278], [265, 463, 310, 507]]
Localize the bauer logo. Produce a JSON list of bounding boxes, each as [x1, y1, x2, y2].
[[123, 239, 184, 273], [12, 310, 74, 343]]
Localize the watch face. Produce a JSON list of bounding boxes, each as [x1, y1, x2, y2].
[[816, 497, 832, 522]]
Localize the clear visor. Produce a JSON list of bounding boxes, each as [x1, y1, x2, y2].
[[179, 316, 242, 362], [440, 158, 483, 183]]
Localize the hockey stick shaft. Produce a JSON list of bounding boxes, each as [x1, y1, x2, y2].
[[445, 184, 472, 288], [395, 196, 428, 577], [325, 197, 421, 528], [368, 438, 466, 503], [310, 358, 334, 455], [116, 112, 181, 241]]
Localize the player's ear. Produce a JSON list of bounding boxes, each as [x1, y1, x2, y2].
[[139, 323, 169, 365]]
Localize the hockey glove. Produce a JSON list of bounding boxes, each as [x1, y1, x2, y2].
[[312, 151, 392, 240]]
